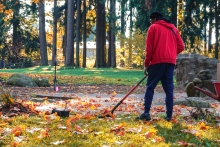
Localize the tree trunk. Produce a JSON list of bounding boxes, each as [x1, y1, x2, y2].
[[119, 0, 126, 67], [107, 30, 111, 67], [96, 0, 101, 68], [52, 0, 57, 66], [203, 2, 208, 51], [65, 0, 75, 66], [12, 0, 21, 63], [128, 0, 133, 67], [39, 0, 48, 66], [171, 0, 177, 26], [75, 0, 82, 67], [214, 0, 219, 59], [95, 0, 106, 68], [62, 0, 68, 58], [100, 1, 106, 67], [208, 11, 213, 53], [120, 0, 126, 47], [110, 0, 116, 67], [82, 0, 87, 68]]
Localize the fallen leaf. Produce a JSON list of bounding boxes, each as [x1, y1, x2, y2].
[[112, 91, 117, 97], [37, 129, 49, 139], [199, 122, 210, 130], [145, 129, 157, 138], [94, 132, 103, 136], [50, 139, 65, 145], [176, 140, 196, 146]]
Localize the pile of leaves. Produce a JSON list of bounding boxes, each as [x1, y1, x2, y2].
[[0, 87, 37, 117]]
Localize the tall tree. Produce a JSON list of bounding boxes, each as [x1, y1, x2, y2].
[[11, 0, 21, 63], [203, 0, 208, 51], [62, 0, 68, 58], [208, 1, 214, 52], [120, 0, 126, 47], [128, 0, 133, 66], [82, 0, 87, 68], [0, 1, 11, 62], [110, 0, 116, 67], [95, 0, 106, 68], [65, 0, 75, 66], [52, 0, 57, 66], [119, 0, 127, 67], [170, 0, 177, 26], [38, 0, 48, 66], [75, 0, 82, 67], [214, 0, 219, 59]]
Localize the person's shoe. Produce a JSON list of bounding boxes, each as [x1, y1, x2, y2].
[[135, 113, 151, 121], [164, 117, 171, 121]]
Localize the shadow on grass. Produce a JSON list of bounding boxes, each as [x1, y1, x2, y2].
[[155, 123, 219, 147]]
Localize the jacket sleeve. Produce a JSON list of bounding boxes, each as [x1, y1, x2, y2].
[[175, 30, 184, 54], [144, 26, 154, 67]]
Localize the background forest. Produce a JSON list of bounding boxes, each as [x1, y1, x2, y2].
[[0, 0, 219, 68]]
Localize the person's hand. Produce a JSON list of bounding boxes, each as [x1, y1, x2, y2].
[[144, 67, 148, 75]]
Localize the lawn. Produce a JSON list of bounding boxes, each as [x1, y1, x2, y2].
[[0, 66, 145, 86], [0, 66, 220, 146]]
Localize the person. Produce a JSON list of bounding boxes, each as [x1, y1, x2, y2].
[[136, 11, 184, 121]]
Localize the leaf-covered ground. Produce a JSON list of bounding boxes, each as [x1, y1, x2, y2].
[[0, 85, 220, 146], [8, 84, 184, 100]]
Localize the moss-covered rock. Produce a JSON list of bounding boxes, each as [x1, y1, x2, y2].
[[186, 82, 196, 97], [33, 78, 50, 87], [6, 74, 38, 87]]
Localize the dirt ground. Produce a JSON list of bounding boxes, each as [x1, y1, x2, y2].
[[6, 84, 185, 100]]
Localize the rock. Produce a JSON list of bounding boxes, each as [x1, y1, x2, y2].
[[6, 74, 38, 87], [206, 74, 212, 80], [175, 53, 218, 87], [195, 83, 203, 88], [33, 78, 50, 87], [185, 82, 196, 97], [174, 97, 211, 108], [185, 97, 211, 108], [193, 78, 202, 84]]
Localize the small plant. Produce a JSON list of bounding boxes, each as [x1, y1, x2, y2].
[[0, 86, 14, 106]]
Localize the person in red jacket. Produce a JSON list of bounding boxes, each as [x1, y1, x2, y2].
[[136, 11, 184, 121]]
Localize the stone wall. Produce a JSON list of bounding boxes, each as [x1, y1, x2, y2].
[[175, 53, 218, 88]]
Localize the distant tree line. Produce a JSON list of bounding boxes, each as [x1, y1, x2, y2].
[[0, 0, 219, 68]]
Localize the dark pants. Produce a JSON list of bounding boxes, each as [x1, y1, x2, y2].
[[144, 63, 175, 118]]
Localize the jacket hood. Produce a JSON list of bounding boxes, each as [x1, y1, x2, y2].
[[153, 20, 175, 29]]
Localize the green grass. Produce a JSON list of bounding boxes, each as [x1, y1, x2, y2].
[[0, 66, 176, 86], [0, 66, 145, 86]]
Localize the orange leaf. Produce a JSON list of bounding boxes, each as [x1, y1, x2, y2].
[[112, 91, 117, 97], [145, 129, 157, 138], [10, 142, 20, 147], [74, 125, 82, 132], [37, 129, 49, 139], [152, 137, 165, 143], [11, 127, 22, 137], [199, 122, 210, 130]]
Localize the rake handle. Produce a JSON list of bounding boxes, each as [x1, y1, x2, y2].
[[111, 75, 147, 114]]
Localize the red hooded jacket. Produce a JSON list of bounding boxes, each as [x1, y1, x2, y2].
[[144, 20, 184, 67]]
